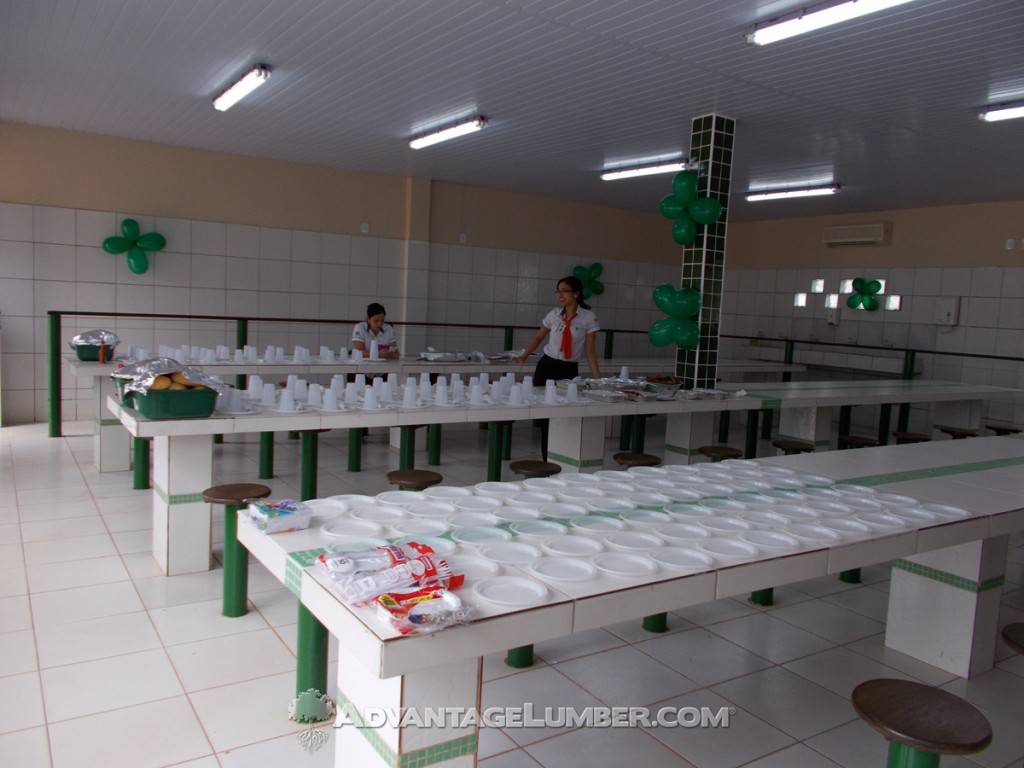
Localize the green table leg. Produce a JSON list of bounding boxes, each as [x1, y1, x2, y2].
[[745, 410, 760, 459], [839, 568, 862, 584], [886, 741, 939, 768], [718, 411, 731, 443], [877, 403, 892, 446], [487, 423, 503, 481], [630, 415, 647, 454], [750, 588, 774, 606], [642, 613, 668, 633], [427, 424, 442, 466], [296, 604, 329, 696], [48, 312, 62, 437], [399, 426, 415, 471], [619, 415, 634, 451], [839, 405, 852, 444], [259, 432, 274, 479], [502, 422, 513, 460], [235, 319, 248, 392], [213, 434, 224, 444], [288, 431, 299, 440], [347, 428, 362, 472], [897, 403, 911, 434], [300, 432, 318, 501], [505, 645, 533, 668], [133, 437, 150, 490], [222, 503, 248, 617], [540, 419, 549, 462], [760, 408, 773, 439]]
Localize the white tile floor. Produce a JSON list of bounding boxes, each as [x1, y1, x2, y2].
[[2, 419, 1024, 767]]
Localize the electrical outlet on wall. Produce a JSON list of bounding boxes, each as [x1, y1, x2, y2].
[[934, 296, 960, 326]]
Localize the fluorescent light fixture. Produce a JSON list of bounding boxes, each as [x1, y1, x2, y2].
[[601, 161, 689, 181], [825, 294, 839, 309], [810, 279, 825, 294], [979, 102, 1024, 122], [747, 0, 917, 45], [840, 279, 854, 293], [409, 117, 486, 149], [746, 185, 839, 201], [885, 295, 902, 310], [793, 293, 808, 308], [213, 65, 271, 112]]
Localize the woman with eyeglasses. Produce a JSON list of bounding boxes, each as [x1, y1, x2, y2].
[[515, 276, 602, 383]]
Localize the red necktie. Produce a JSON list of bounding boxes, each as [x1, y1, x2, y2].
[[561, 314, 575, 359]]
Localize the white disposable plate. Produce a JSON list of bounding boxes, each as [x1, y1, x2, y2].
[[424, 485, 473, 499], [819, 518, 873, 537], [733, 493, 778, 506], [320, 518, 385, 538], [664, 502, 714, 519], [453, 496, 503, 512], [693, 483, 736, 498], [730, 479, 774, 494], [557, 487, 606, 502], [585, 498, 638, 514], [326, 537, 388, 553], [350, 504, 407, 524], [805, 501, 854, 518], [794, 474, 834, 487], [473, 577, 550, 607], [451, 527, 514, 545], [510, 519, 569, 538], [628, 492, 673, 509], [392, 535, 457, 555], [505, 491, 557, 507], [539, 503, 589, 519], [604, 531, 664, 551], [522, 477, 568, 491], [622, 510, 672, 527], [661, 488, 705, 503], [376, 490, 425, 506], [267, 405, 310, 414], [390, 518, 450, 537], [697, 538, 761, 563], [739, 530, 800, 552], [839, 497, 884, 513], [765, 489, 808, 501], [560, 473, 602, 485], [643, 478, 678, 490], [770, 477, 807, 490], [920, 503, 970, 520], [494, 506, 543, 522], [873, 493, 921, 507], [650, 547, 716, 571], [446, 554, 501, 580], [856, 512, 911, 531], [217, 408, 258, 416], [784, 523, 844, 546], [701, 498, 749, 513], [540, 535, 603, 557], [571, 516, 627, 534], [596, 481, 636, 494], [448, 511, 500, 528], [698, 516, 752, 534], [474, 481, 523, 497], [528, 557, 598, 582], [802, 486, 844, 499], [773, 505, 823, 522], [837, 484, 877, 495], [304, 499, 349, 519], [403, 501, 457, 518], [886, 506, 939, 524], [626, 466, 668, 478], [478, 541, 541, 565], [592, 552, 658, 578], [594, 470, 633, 482], [328, 494, 375, 506], [739, 511, 792, 529], [757, 464, 796, 475], [653, 523, 710, 543]]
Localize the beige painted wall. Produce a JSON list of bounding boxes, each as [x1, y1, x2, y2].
[[729, 201, 1024, 269]]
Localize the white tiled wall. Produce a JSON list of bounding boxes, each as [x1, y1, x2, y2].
[[0, 201, 675, 425], [721, 266, 1024, 429]]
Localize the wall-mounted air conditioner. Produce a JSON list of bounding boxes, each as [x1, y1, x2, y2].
[[822, 222, 891, 247]]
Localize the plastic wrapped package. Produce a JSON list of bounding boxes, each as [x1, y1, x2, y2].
[[245, 499, 312, 533]]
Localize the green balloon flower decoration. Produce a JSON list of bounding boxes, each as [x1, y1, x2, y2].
[[846, 277, 883, 311], [658, 170, 723, 246], [649, 283, 701, 349], [572, 263, 605, 300], [102, 219, 166, 275]]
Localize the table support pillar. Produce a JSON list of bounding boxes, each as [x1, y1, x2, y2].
[[547, 416, 605, 473], [427, 424, 442, 466], [222, 504, 248, 617], [502, 421, 513, 460], [619, 415, 634, 451], [744, 409, 760, 459], [778, 406, 832, 450], [95, 376, 130, 471], [133, 437, 150, 490], [717, 411, 731, 444], [297, 604, 328, 696], [642, 613, 668, 633], [665, 411, 715, 465], [152, 434, 213, 575], [750, 588, 774, 606], [399, 426, 415, 471], [347, 428, 362, 472], [300, 432, 319, 501], [838, 405, 852, 442], [486, 423, 503, 481], [259, 432, 274, 479], [877, 404, 893, 446], [505, 645, 533, 668]]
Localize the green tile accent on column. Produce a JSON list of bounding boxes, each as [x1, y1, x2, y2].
[[547, 451, 603, 468], [95, 417, 121, 426], [892, 559, 1005, 593], [665, 444, 703, 455], [761, 399, 782, 409], [153, 486, 206, 505], [284, 558, 303, 597], [840, 455, 1024, 487], [289, 548, 327, 567]]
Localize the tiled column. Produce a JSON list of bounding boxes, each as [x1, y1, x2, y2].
[[777, 406, 833, 448], [664, 412, 716, 464], [677, 113, 735, 389], [547, 416, 606, 473], [885, 536, 1008, 678], [932, 400, 983, 435], [335, 646, 480, 768], [94, 376, 130, 471], [152, 434, 214, 575]]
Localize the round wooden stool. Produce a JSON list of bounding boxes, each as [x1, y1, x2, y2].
[[987, 424, 1022, 436], [937, 425, 978, 440], [202, 483, 272, 618], [509, 460, 561, 479], [852, 679, 991, 767], [771, 438, 815, 456], [893, 431, 931, 445], [838, 434, 880, 450], [1001, 623, 1024, 655], [613, 452, 662, 468], [698, 445, 743, 462], [387, 469, 443, 491]]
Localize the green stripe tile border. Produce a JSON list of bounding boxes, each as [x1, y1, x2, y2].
[[289, 548, 327, 567], [761, 399, 782, 410], [284, 549, 326, 597], [547, 451, 603, 468], [840, 455, 1024, 487], [775, 434, 830, 447], [95, 417, 121, 426], [336, 688, 478, 768], [665, 444, 702, 456], [153, 486, 205, 505], [893, 559, 1005, 593]]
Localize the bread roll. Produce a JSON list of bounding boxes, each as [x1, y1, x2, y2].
[[150, 375, 172, 390], [169, 382, 187, 390]]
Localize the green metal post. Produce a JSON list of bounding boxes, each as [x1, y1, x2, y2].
[[235, 319, 248, 390], [487, 422, 503, 481], [631, 415, 647, 454], [259, 432, 274, 479], [838, 405, 852, 443], [502, 422, 513, 460], [898, 350, 916, 432], [642, 613, 668, 633], [782, 339, 795, 383], [718, 411, 731, 444], [886, 741, 939, 768], [427, 424, 442, 466], [213, 434, 224, 444], [222, 503, 249, 617], [347, 428, 362, 472], [296, 604, 329, 696], [750, 588, 774, 606], [760, 408, 773, 439], [300, 432, 318, 501], [48, 312, 62, 437], [132, 438, 150, 490], [877, 403, 893, 446], [745, 410, 760, 459], [839, 568, 862, 584], [901, 349, 917, 379], [619, 415, 634, 451], [506, 645, 533, 668], [399, 426, 415, 471], [288, 431, 299, 440], [604, 330, 614, 359], [504, 326, 514, 351]]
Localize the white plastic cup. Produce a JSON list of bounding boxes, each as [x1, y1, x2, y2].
[[509, 385, 523, 405], [261, 383, 276, 406], [523, 375, 533, 390], [619, 366, 630, 380], [247, 374, 262, 395], [567, 382, 579, 402], [544, 380, 557, 404], [420, 377, 432, 402], [295, 379, 308, 400], [339, 347, 349, 361], [323, 389, 339, 411], [435, 380, 449, 405], [330, 376, 344, 398], [469, 383, 483, 405], [275, 347, 285, 363], [286, 374, 298, 393], [307, 384, 322, 408], [279, 389, 296, 412], [402, 383, 417, 408], [344, 382, 359, 404], [452, 377, 465, 403], [355, 374, 366, 388], [480, 372, 489, 387], [369, 340, 380, 360], [234, 349, 244, 363], [372, 378, 384, 399], [363, 387, 378, 410], [352, 348, 364, 362]]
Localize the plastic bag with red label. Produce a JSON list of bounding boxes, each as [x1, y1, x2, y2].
[[334, 554, 465, 605], [376, 586, 472, 635], [317, 542, 434, 577]]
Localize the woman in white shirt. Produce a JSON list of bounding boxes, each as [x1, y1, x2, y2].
[[351, 302, 400, 359], [517, 276, 602, 383]]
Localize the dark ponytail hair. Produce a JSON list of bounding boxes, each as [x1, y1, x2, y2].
[[557, 276, 590, 312]]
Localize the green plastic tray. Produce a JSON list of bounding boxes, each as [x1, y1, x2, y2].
[[75, 344, 117, 362], [133, 387, 217, 420]]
